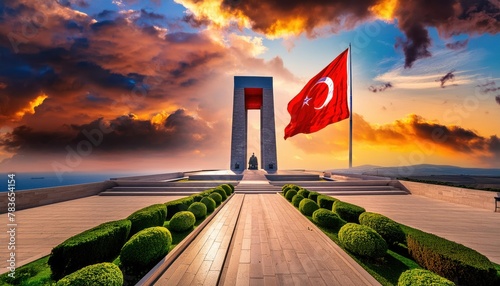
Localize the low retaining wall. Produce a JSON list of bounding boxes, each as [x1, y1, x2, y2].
[[397, 180, 499, 211], [0, 180, 116, 213]]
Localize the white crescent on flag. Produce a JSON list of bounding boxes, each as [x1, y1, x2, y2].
[[310, 77, 334, 110]]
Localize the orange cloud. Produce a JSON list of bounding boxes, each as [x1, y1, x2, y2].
[[14, 94, 48, 120], [289, 113, 500, 164]]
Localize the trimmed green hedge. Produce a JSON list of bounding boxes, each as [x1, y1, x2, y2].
[[200, 196, 216, 213], [406, 227, 497, 286], [212, 187, 228, 201], [398, 269, 455, 286], [164, 197, 194, 220], [308, 191, 319, 203], [220, 184, 232, 196], [312, 209, 345, 230], [224, 183, 235, 193], [169, 211, 196, 232], [317, 195, 337, 210], [338, 223, 387, 259], [299, 198, 319, 216], [359, 212, 405, 247], [292, 194, 305, 207], [120, 227, 172, 269], [48, 219, 131, 280], [188, 202, 207, 219], [209, 192, 223, 205], [332, 201, 365, 223], [285, 189, 298, 201], [127, 204, 167, 237], [297, 188, 310, 198], [55, 263, 123, 286]]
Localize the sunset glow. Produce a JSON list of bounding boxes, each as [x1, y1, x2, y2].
[[0, 0, 499, 173]]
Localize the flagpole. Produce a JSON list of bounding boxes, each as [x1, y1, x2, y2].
[[348, 43, 353, 168]]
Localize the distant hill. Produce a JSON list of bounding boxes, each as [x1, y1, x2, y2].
[[328, 164, 500, 178]]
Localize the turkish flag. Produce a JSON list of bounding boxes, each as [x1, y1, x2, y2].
[[284, 49, 349, 139]]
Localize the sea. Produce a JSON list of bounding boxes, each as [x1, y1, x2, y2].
[[2, 172, 144, 192]]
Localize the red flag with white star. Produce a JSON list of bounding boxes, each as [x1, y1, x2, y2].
[[284, 48, 350, 139]]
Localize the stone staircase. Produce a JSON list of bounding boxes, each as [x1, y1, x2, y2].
[[99, 180, 238, 196], [269, 180, 408, 196]]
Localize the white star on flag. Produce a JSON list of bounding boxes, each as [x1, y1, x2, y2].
[[303, 96, 312, 106]]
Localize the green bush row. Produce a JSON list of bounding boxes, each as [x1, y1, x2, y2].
[[48, 219, 131, 280], [127, 204, 167, 237], [406, 227, 498, 286]]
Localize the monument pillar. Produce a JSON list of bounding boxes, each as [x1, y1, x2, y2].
[[230, 76, 277, 172]]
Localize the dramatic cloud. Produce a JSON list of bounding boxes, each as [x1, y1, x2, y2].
[[496, 95, 500, 105], [290, 113, 500, 162], [437, 70, 456, 88], [446, 39, 469, 50], [368, 82, 393, 93], [0, 0, 302, 171], [177, 0, 500, 68]]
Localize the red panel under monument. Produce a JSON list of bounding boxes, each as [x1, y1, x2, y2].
[[244, 88, 263, 109]]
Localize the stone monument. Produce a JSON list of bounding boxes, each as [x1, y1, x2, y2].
[[230, 76, 277, 172]]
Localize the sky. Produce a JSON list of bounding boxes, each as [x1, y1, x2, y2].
[[0, 0, 499, 175]]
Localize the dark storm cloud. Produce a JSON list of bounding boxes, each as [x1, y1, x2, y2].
[[437, 70, 455, 88], [182, 0, 500, 68], [446, 39, 469, 50], [368, 82, 393, 93], [0, 109, 217, 153]]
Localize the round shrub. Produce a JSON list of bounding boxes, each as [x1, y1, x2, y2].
[[338, 223, 387, 259], [299, 199, 319, 216], [212, 187, 227, 201], [56, 263, 123, 286], [312, 209, 345, 230], [359, 212, 406, 246], [120, 227, 172, 269], [333, 201, 366, 223], [282, 185, 292, 196], [200, 196, 216, 213], [292, 194, 305, 207], [220, 184, 232, 196], [169, 211, 196, 232], [209, 192, 223, 205], [187, 202, 207, 219], [398, 269, 455, 286], [285, 189, 297, 201], [308, 191, 320, 203], [297, 188, 310, 198]]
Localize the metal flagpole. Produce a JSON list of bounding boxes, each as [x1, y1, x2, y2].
[[349, 43, 353, 168]]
